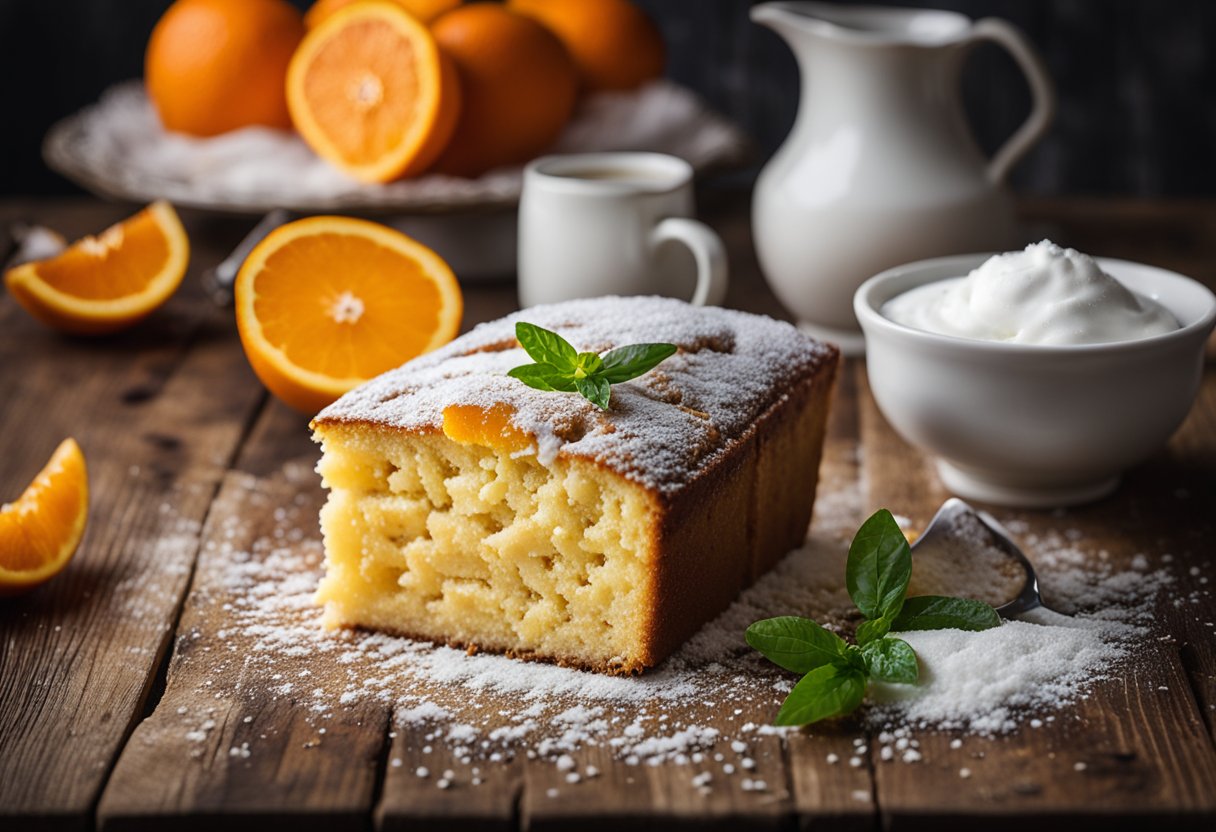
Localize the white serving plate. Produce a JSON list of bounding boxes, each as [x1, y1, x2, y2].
[[43, 80, 750, 217]]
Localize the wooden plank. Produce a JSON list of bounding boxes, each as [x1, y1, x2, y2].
[[375, 655, 802, 831], [0, 203, 267, 830], [1083, 365, 1216, 747], [1160, 368, 1216, 741], [97, 400, 390, 831], [518, 712, 792, 831], [855, 368, 1216, 830], [375, 717, 523, 832], [782, 361, 878, 832]]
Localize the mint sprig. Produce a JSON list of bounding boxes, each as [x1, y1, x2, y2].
[[507, 322, 676, 410], [746, 509, 1001, 726]]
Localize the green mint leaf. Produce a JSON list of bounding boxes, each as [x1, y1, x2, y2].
[[574, 351, 604, 378], [860, 637, 919, 684], [507, 363, 577, 393], [855, 616, 892, 646], [515, 322, 577, 372], [846, 509, 912, 621], [891, 595, 1002, 632], [508, 323, 677, 409], [574, 374, 611, 409], [774, 664, 867, 726], [745, 616, 849, 675], [842, 644, 870, 675], [599, 343, 678, 384]]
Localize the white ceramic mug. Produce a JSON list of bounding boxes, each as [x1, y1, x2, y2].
[[518, 152, 729, 307]]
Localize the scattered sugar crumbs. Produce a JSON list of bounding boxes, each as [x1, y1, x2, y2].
[[162, 489, 1210, 793]]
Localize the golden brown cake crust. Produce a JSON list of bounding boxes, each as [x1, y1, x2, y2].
[[641, 363, 837, 668], [313, 296, 839, 499]]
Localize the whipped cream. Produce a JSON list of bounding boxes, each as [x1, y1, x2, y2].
[[883, 241, 1178, 345]]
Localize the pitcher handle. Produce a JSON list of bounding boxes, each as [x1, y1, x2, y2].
[[969, 19, 1056, 184]]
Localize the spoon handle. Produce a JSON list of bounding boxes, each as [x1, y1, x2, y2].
[[202, 208, 293, 307]]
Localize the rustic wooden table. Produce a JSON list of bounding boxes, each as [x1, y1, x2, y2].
[[1, 195, 1214, 831]]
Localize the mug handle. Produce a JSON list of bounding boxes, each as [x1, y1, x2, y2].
[[651, 217, 729, 306], [969, 18, 1057, 185]]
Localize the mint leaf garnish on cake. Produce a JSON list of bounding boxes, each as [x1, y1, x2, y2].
[[747, 509, 1001, 726], [508, 322, 676, 410]]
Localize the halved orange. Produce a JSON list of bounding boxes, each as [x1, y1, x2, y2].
[[287, 1, 462, 183], [234, 215, 463, 413], [4, 201, 189, 336], [0, 439, 89, 596]]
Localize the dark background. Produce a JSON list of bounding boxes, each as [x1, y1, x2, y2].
[[2, 0, 1213, 197]]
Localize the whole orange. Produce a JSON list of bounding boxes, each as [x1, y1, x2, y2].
[[432, 3, 578, 178], [305, 0, 462, 28], [145, 0, 305, 137], [509, 0, 664, 92]]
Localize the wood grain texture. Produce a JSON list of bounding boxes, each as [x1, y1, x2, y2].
[[97, 400, 390, 831], [519, 712, 792, 831], [0, 203, 266, 830], [1161, 370, 1216, 741], [376, 720, 523, 832], [3, 196, 1216, 832]]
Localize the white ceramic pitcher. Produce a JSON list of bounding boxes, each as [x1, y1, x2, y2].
[[751, 2, 1055, 355]]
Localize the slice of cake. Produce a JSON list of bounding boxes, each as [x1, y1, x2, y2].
[[311, 296, 839, 673]]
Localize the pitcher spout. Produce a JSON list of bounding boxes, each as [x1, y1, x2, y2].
[[751, 2, 971, 48], [750, 2, 830, 46]]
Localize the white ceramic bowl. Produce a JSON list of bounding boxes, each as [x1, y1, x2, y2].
[[854, 253, 1216, 508]]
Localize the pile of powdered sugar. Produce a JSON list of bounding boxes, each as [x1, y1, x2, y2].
[[869, 616, 1122, 735], [164, 484, 1207, 791]]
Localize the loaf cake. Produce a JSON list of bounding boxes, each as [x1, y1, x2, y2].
[[311, 296, 839, 673]]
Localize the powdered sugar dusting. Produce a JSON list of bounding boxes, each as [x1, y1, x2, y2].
[[316, 296, 836, 494], [160, 476, 1206, 792]]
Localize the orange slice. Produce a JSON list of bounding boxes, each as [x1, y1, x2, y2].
[[0, 439, 89, 596], [235, 215, 463, 413], [287, 1, 462, 182], [4, 201, 189, 336]]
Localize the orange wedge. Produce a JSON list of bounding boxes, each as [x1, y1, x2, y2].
[[287, 1, 462, 182], [0, 439, 89, 596], [4, 201, 189, 336], [234, 215, 463, 413]]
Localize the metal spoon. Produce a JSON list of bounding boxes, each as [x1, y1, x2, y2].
[[910, 497, 1048, 618], [5, 221, 67, 270], [201, 208, 293, 306]]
